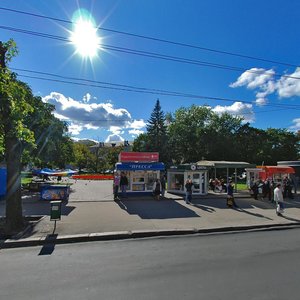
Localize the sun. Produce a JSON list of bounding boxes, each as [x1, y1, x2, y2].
[[70, 9, 101, 58]]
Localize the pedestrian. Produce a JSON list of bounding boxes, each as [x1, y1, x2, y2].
[[152, 178, 162, 200], [185, 177, 193, 204], [263, 179, 272, 202], [274, 183, 284, 216], [160, 175, 166, 198], [113, 172, 120, 200], [227, 180, 238, 208], [120, 172, 129, 198]]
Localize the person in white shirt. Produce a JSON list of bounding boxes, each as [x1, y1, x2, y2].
[[274, 183, 284, 216]]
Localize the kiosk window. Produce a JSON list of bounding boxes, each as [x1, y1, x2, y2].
[[170, 173, 184, 191]]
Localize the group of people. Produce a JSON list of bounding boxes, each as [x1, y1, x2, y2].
[[209, 178, 227, 193], [250, 177, 295, 202], [250, 176, 296, 216], [113, 172, 293, 216]]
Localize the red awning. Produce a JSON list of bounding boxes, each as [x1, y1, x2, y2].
[[262, 166, 295, 175]]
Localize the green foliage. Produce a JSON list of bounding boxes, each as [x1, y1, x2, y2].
[[145, 99, 169, 162], [72, 143, 94, 171], [134, 103, 300, 165]]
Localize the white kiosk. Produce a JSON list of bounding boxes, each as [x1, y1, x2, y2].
[[167, 164, 208, 195]]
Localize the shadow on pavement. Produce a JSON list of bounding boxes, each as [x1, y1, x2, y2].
[[115, 199, 200, 219], [234, 208, 273, 220], [38, 234, 58, 256], [281, 215, 300, 222]]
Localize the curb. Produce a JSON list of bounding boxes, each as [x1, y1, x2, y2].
[[1, 222, 300, 249]]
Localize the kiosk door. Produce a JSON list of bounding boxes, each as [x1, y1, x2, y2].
[[192, 173, 200, 193]]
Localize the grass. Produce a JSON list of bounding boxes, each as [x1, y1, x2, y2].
[[236, 183, 248, 191]]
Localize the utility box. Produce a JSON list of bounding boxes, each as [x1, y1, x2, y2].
[[50, 200, 62, 221]]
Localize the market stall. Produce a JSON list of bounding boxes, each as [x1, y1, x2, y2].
[[245, 166, 295, 188], [115, 152, 164, 195], [115, 162, 165, 194], [32, 168, 77, 200], [167, 164, 209, 195]]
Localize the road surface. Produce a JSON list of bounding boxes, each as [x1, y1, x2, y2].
[[1, 228, 300, 299]]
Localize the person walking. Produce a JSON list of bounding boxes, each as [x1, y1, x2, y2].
[[185, 177, 193, 204], [227, 180, 238, 208], [274, 183, 284, 216], [152, 178, 162, 200], [113, 172, 120, 200], [120, 172, 129, 198], [160, 175, 166, 198]]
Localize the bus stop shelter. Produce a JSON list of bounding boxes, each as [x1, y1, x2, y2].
[[196, 160, 255, 191]]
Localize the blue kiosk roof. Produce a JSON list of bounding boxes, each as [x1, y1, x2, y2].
[[116, 162, 165, 171]]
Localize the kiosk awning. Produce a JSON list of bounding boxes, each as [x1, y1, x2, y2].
[[116, 162, 165, 171], [260, 166, 295, 175], [196, 160, 255, 169]]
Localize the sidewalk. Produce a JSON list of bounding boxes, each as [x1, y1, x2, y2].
[[1, 180, 300, 248]]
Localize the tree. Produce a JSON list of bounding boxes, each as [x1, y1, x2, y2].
[[146, 99, 169, 162], [72, 143, 94, 171], [132, 133, 149, 152], [168, 105, 213, 163], [0, 40, 35, 233], [167, 105, 245, 163]]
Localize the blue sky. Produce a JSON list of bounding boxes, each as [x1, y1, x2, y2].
[[1, 0, 300, 143]]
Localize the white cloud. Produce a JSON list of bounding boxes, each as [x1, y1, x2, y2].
[[230, 67, 300, 107], [83, 93, 91, 103], [84, 124, 99, 130], [128, 119, 146, 129], [277, 67, 300, 98], [255, 96, 268, 106], [129, 129, 145, 136], [212, 102, 255, 123], [105, 134, 124, 143], [230, 68, 275, 89], [290, 118, 300, 131], [68, 124, 83, 135], [109, 126, 122, 135], [42, 92, 132, 135]]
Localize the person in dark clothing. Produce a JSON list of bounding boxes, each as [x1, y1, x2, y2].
[[283, 177, 294, 199], [185, 178, 193, 204], [227, 180, 238, 208], [160, 176, 166, 198], [251, 181, 258, 200], [120, 172, 129, 198]]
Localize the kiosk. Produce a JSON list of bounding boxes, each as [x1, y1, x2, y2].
[[246, 166, 295, 188], [115, 162, 165, 194], [115, 152, 164, 195], [167, 164, 208, 195]]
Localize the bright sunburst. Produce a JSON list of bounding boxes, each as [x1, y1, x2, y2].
[[70, 9, 101, 58]]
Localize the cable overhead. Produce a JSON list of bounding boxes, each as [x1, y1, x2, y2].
[[0, 6, 298, 68], [2, 25, 300, 81], [13, 67, 300, 109], [16, 72, 300, 112]]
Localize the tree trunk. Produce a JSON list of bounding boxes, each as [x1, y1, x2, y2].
[[5, 136, 24, 234]]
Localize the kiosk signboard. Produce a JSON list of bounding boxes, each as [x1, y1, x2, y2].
[[119, 152, 159, 162]]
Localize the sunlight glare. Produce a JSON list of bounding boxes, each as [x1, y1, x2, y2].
[[70, 9, 101, 59]]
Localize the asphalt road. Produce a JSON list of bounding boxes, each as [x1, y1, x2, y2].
[[1, 229, 300, 300]]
